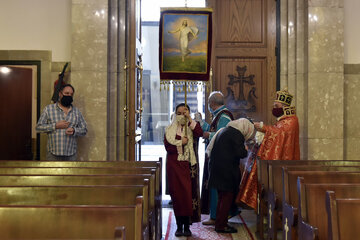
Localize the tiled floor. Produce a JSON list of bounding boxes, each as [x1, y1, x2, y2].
[[161, 205, 260, 239]]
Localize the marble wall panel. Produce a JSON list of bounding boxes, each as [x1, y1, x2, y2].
[[308, 0, 344, 8], [296, 73, 306, 137], [296, 8, 305, 74], [0, 50, 9, 59], [307, 72, 343, 139], [71, 0, 108, 72], [299, 137, 308, 160], [7, 50, 51, 61], [344, 73, 360, 138], [346, 138, 360, 160], [287, 73, 296, 105], [308, 7, 344, 73], [280, 0, 288, 77], [308, 138, 343, 160], [288, 0, 296, 76], [71, 0, 108, 160], [77, 136, 107, 161]]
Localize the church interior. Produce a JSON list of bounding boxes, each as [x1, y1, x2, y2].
[[1, 0, 360, 239]]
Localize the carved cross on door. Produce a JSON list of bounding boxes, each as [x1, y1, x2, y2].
[[228, 65, 255, 101]]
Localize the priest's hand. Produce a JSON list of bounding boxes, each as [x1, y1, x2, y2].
[[182, 136, 188, 145]]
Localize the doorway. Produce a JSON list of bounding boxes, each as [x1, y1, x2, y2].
[[140, 0, 206, 200], [0, 61, 41, 160]]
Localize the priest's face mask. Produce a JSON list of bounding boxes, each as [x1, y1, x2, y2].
[[176, 106, 188, 126], [272, 102, 284, 118]]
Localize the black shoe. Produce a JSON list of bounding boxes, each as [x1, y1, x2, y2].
[[183, 229, 192, 237], [215, 226, 238, 234], [175, 228, 183, 237]]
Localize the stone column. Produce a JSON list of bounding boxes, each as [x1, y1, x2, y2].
[[306, 0, 344, 160], [71, 0, 108, 160], [282, 0, 344, 160]]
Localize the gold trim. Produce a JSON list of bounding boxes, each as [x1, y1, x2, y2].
[[160, 7, 213, 12], [136, 59, 144, 120], [123, 60, 129, 121]]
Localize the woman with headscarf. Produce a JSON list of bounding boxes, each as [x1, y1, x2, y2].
[[164, 103, 203, 237], [206, 118, 255, 233]]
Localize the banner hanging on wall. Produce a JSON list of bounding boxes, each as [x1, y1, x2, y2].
[[159, 7, 213, 84]]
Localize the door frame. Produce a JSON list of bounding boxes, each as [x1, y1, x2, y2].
[[0, 60, 41, 160]]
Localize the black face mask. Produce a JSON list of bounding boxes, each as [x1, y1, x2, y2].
[[272, 107, 284, 117], [60, 95, 73, 107]]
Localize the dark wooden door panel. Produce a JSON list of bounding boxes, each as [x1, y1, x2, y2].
[[0, 66, 33, 159], [208, 0, 276, 124], [216, 0, 264, 46], [216, 58, 266, 121]]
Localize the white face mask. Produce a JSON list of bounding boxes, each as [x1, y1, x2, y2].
[[176, 115, 187, 125]]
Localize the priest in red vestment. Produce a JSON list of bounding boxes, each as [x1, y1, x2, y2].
[[164, 103, 203, 237], [254, 88, 300, 160]]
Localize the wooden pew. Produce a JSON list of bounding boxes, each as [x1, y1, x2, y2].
[[0, 196, 144, 240], [282, 170, 360, 240], [326, 191, 360, 240], [0, 183, 150, 240], [0, 160, 163, 240], [268, 165, 360, 240], [0, 160, 161, 196], [256, 160, 360, 239], [0, 174, 157, 240], [0, 166, 162, 240], [297, 179, 360, 240]]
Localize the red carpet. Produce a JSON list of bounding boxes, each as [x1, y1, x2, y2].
[[164, 211, 254, 240]]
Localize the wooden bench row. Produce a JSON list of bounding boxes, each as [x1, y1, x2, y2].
[[256, 159, 360, 240], [0, 160, 162, 240]]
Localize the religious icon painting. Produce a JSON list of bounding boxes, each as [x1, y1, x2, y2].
[[159, 8, 213, 82]]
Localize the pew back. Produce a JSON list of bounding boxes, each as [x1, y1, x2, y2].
[[298, 181, 360, 240], [0, 166, 159, 190], [0, 197, 144, 240], [326, 191, 360, 240], [0, 174, 155, 210], [0, 184, 149, 224], [284, 170, 360, 206], [258, 160, 360, 192]]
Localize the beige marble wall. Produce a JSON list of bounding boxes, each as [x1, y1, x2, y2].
[[281, 0, 344, 160], [344, 64, 360, 160], [307, 0, 344, 160], [71, 0, 108, 160]]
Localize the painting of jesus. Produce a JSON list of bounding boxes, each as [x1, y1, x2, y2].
[[159, 8, 212, 81]]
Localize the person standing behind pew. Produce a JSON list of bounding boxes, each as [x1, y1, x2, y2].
[[207, 118, 255, 233], [254, 87, 300, 160], [36, 84, 87, 160], [164, 103, 203, 237]]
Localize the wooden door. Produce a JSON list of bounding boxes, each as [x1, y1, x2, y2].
[[207, 0, 277, 123], [0, 66, 33, 159]]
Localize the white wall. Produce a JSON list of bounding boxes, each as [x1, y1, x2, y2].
[[0, 0, 71, 62], [344, 0, 360, 64]]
